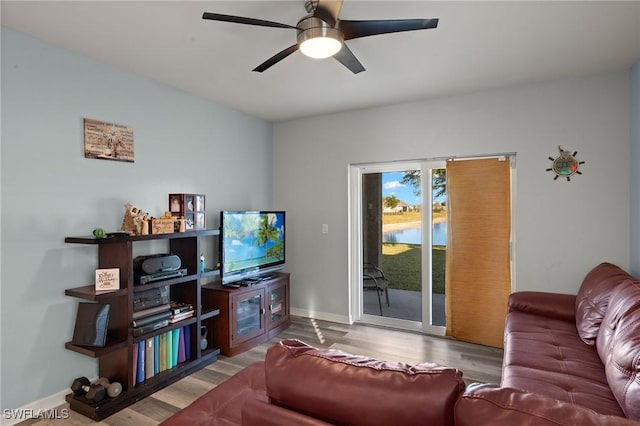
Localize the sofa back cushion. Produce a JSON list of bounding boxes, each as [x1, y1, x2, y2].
[[596, 279, 640, 420], [264, 339, 465, 426], [575, 263, 633, 345], [456, 384, 640, 426]]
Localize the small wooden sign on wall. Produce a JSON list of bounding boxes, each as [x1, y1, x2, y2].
[[84, 118, 134, 163]]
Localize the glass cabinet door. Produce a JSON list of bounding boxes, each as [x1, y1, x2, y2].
[[268, 281, 289, 329], [231, 289, 265, 344]]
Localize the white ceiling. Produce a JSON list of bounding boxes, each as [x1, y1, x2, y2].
[[2, 1, 639, 122]]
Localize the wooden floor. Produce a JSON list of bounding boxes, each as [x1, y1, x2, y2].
[[19, 316, 503, 425]]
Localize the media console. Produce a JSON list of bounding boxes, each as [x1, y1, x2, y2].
[[203, 273, 290, 357]]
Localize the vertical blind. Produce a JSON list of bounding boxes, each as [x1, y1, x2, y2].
[[445, 158, 511, 348]]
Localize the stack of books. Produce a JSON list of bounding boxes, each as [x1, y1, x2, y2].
[[133, 324, 192, 383], [168, 302, 195, 324]]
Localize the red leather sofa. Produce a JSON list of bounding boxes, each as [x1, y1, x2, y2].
[[160, 263, 640, 426]]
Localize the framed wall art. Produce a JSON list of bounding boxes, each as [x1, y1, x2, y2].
[[84, 118, 134, 163]]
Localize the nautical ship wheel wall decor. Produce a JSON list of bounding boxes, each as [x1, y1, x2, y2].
[[546, 146, 585, 181]]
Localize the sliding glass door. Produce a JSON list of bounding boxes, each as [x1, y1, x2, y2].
[[353, 161, 445, 334]]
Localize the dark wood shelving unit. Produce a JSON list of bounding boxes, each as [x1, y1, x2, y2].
[[64, 229, 221, 420]]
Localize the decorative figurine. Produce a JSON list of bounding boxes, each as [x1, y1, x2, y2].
[[141, 215, 149, 235], [179, 216, 186, 233]]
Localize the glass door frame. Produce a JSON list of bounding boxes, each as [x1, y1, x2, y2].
[[349, 160, 446, 335]]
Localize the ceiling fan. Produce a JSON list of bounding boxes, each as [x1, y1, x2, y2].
[[202, 0, 439, 74]]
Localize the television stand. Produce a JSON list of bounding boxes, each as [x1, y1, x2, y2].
[[203, 273, 290, 356]]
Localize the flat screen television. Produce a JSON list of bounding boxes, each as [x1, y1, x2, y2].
[[219, 211, 286, 285]]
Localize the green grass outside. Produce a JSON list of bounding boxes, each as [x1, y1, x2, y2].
[[381, 243, 446, 294]]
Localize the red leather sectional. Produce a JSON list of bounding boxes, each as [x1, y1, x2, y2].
[[160, 262, 640, 425]]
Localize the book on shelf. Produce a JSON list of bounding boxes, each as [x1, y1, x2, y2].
[[178, 329, 186, 363], [170, 302, 194, 315], [168, 310, 194, 324], [132, 343, 138, 384], [153, 335, 160, 375], [136, 341, 145, 384], [145, 338, 154, 380], [183, 324, 191, 360], [134, 325, 194, 385]]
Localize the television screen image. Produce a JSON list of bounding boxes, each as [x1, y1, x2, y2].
[[220, 211, 285, 284]]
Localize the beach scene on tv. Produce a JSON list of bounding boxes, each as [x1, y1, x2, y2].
[[222, 212, 285, 273]]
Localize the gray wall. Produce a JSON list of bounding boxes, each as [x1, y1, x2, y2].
[[274, 72, 630, 323], [0, 28, 273, 410], [631, 60, 640, 276]]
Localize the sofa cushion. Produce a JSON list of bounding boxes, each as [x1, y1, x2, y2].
[[596, 279, 640, 420], [503, 310, 624, 417], [159, 362, 267, 426], [241, 398, 334, 426], [455, 384, 639, 426], [575, 262, 633, 345], [508, 291, 576, 321], [264, 339, 465, 426]]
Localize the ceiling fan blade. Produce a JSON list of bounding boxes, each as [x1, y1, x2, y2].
[[333, 43, 365, 74], [202, 12, 297, 30], [339, 18, 439, 40], [253, 44, 300, 72], [313, 0, 343, 27]]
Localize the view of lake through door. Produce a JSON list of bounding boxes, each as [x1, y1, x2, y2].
[[360, 162, 446, 332]]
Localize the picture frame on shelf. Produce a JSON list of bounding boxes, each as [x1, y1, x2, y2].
[[95, 268, 120, 293]]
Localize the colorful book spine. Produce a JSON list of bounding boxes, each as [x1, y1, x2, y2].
[[166, 331, 173, 370], [183, 324, 191, 360], [145, 338, 154, 379], [172, 328, 180, 367], [178, 328, 186, 363], [132, 326, 193, 384], [136, 340, 145, 384], [132, 344, 138, 384], [154, 335, 160, 375], [159, 333, 166, 373]]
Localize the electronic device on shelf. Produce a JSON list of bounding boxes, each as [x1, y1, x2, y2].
[[134, 254, 181, 274], [219, 211, 286, 286], [133, 286, 170, 312], [134, 254, 187, 285], [136, 269, 187, 285]]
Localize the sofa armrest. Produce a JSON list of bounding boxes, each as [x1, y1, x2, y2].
[[241, 398, 333, 426], [508, 291, 576, 321], [455, 384, 635, 426]]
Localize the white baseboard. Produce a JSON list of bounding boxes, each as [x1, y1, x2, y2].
[[291, 307, 352, 325], [1, 388, 69, 426], [1, 375, 99, 426]]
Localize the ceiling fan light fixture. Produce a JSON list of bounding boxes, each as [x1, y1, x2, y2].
[[297, 16, 343, 59], [300, 36, 342, 59]]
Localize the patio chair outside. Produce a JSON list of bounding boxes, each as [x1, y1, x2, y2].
[[363, 263, 391, 315]]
